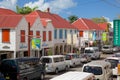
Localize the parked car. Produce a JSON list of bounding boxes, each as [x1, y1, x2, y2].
[[113, 52, 120, 57], [0, 57, 45, 80], [84, 47, 101, 59], [105, 56, 120, 76], [101, 45, 113, 54], [113, 47, 120, 52], [65, 53, 82, 67], [82, 61, 112, 80], [50, 71, 95, 80], [79, 54, 91, 63], [40, 55, 70, 74]]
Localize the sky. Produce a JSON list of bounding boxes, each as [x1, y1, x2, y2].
[[0, 0, 120, 21]]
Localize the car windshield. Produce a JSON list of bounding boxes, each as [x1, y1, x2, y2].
[[41, 58, 52, 63], [85, 50, 94, 53], [105, 59, 119, 68], [83, 66, 102, 75], [103, 46, 110, 49]]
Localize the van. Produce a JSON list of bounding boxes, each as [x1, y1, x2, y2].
[[84, 47, 101, 59], [105, 56, 120, 76], [50, 71, 95, 80], [40, 55, 70, 74], [65, 53, 82, 67], [0, 57, 45, 80], [82, 61, 112, 80]]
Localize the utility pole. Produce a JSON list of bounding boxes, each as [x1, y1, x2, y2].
[[28, 22, 30, 57]]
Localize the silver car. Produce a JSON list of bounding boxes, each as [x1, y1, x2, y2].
[[101, 45, 113, 54]]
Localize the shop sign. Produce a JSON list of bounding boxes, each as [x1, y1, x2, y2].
[[42, 43, 48, 47], [113, 20, 120, 46], [19, 44, 27, 49], [102, 32, 107, 41], [32, 38, 41, 49], [2, 46, 10, 49]]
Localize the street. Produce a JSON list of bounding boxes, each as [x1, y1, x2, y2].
[[45, 53, 117, 80]]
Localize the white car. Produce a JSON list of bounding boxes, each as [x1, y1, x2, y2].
[[50, 71, 95, 80], [84, 47, 101, 59], [105, 56, 120, 76], [65, 53, 82, 67], [40, 55, 70, 74], [101, 45, 113, 54]]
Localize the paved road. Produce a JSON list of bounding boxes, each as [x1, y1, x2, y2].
[[44, 53, 117, 80]]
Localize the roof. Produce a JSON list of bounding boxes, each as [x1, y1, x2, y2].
[[98, 22, 108, 30], [50, 71, 94, 80], [72, 18, 103, 31], [25, 15, 52, 27], [83, 61, 110, 67], [0, 8, 19, 15], [40, 18, 52, 27], [41, 55, 64, 58], [25, 15, 38, 27], [0, 15, 23, 28], [27, 10, 76, 29]]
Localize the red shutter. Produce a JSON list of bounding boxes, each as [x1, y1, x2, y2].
[[36, 31, 40, 38], [79, 31, 83, 37], [20, 30, 25, 42], [49, 31, 52, 41], [2, 29, 10, 43], [43, 31, 46, 41]]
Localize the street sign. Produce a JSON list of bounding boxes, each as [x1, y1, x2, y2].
[[113, 20, 120, 46], [32, 38, 41, 49]]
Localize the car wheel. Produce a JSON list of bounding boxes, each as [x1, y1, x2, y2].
[[65, 66, 69, 71], [55, 68, 59, 74], [23, 77, 28, 80], [40, 73, 45, 80]]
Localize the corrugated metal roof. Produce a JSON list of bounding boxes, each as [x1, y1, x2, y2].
[[72, 18, 104, 31], [27, 10, 76, 29], [0, 15, 23, 28]]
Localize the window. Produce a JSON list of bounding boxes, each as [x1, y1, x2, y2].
[[54, 29, 57, 39], [65, 30, 67, 39], [48, 31, 52, 41], [59, 29, 63, 39], [2, 29, 10, 43], [36, 31, 40, 38], [43, 31, 46, 41], [20, 30, 25, 42]]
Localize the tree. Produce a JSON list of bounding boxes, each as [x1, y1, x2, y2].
[[16, 6, 38, 14], [91, 17, 108, 23], [68, 15, 78, 23]]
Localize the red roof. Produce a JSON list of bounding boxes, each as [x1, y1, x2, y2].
[[98, 23, 107, 30], [0, 15, 23, 28], [27, 10, 75, 29], [0, 8, 18, 15], [25, 15, 38, 27], [40, 18, 51, 27], [72, 18, 103, 30]]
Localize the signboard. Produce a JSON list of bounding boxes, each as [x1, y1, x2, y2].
[[32, 38, 41, 49], [113, 20, 120, 46], [102, 32, 107, 41]]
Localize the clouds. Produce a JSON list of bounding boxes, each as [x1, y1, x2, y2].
[[0, 0, 17, 10], [0, 0, 76, 15], [24, 0, 77, 13]]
